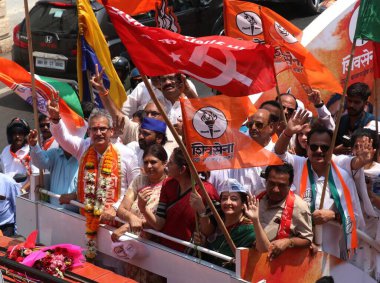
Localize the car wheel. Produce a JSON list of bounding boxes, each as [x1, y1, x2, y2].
[[305, 0, 321, 15]]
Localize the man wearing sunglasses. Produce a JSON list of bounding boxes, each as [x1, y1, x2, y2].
[[274, 110, 373, 259], [209, 109, 278, 196]]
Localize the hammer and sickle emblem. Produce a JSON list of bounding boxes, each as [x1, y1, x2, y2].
[[180, 46, 253, 87]]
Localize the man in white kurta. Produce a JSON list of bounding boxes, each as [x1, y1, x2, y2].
[[274, 110, 367, 259]]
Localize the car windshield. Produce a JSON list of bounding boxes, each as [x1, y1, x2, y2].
[[30, 3, 78, 35]]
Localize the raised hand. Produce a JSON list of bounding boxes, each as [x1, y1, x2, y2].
[[90, 64, 107, 95], [189, 190, 206, 214], [27, 129, 39, 147], [47, 97, 61, 123], [137, 189, 153, 213], [307, 89, 323, 106], [354, 136, 375, 166], [243, 194, 259, 222], [285, 109, 310, 135], [112, 115, 126, 139]]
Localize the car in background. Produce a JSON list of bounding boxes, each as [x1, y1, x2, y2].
[[12, 0, 223, 80]]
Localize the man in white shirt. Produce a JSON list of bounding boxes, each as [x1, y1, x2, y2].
[[209, 109, 277, 195], [274, 110, 371, 258], [48, 102, 140, 222]]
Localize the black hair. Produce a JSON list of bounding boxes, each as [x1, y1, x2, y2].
[[38, 113, 48, 123], [259, 100, 281, 123], [351, 128, 379, 149], [156, 133, 168, 146], [132, 110, 145, 123], [81, 101, 96, 120], [142, 144, 168, 163], [347, 82, 371, 101], [306, 124, 333, 145], [172, 147, 190, 175], [315, 276, 334, 283], [6, 118, 30, 144], [263, 163, 294, 185]]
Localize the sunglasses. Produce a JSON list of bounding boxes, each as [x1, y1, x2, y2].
[[246, 120, 268, 130], [283, 106, 295, 115], [39, 123, 50, 128], [309, 144, 330, 153]]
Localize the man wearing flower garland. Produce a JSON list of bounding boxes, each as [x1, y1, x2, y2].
[[48, 101, 140, 259]]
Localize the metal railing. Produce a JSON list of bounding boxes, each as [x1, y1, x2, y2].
[[38, 189, 234, 262]]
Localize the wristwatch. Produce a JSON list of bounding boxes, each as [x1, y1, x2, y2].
[[314, 101, 324, 108]]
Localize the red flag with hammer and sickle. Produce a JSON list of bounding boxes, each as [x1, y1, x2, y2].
[[104, 4, 276, 96]]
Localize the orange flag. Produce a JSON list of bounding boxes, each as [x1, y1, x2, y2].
[[0, 58, 86, 136], [224, 0, 343, 99], [99, 0, 159, 16], [180, 95, 283, 171]]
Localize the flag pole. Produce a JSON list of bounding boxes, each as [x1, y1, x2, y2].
[[141, 75, 237, 255], [318, 41, 357, 210], [23, 0, 44, 195]]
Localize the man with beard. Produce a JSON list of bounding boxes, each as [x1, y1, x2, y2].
[[335, 82, 374, 155], [209, 109, 277, 195], [274, 110, 374, 258], [0, 118, 37, 191], [38, 114, 59, 150], [126, 117, 167, 167]]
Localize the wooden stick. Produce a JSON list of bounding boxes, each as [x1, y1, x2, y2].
[[141, 75, 237, 254], [319, 40, 357, 209], [191, 177, 202, 260], [23, 0, 44, 196]]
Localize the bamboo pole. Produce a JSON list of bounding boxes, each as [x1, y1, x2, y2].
[[23, 0, 44, 197], [141, 75, 237, 255], [318, 41, 357, 210]]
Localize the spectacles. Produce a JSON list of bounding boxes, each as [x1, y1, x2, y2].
[[143, 110, 162, 118], [89, 127, 110, 133], [309, 144, 330, 153], [246, 120, 268, 130], [283, 106, 295, 115], [159, 75, 181, 84], [39, 123, 50, 128]]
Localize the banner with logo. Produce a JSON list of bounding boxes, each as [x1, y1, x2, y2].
[[180, 95, 283, 171], [104, 4, 276, 97], [301, 0, 374, 98], [223, 0, 343, 110]]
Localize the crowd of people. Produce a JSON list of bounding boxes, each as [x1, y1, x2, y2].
[[0, 57, 379, 282]]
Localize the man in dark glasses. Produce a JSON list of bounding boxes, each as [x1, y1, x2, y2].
[[276, 93, 298, 122], [274, 110, 373, 259], [246, 109, 276, 149]]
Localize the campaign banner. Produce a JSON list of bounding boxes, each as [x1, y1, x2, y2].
[[180, 95, 282, 171]]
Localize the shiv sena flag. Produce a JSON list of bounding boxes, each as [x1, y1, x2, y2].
[[180, 95, 283, 171], [98, 0, 158, 16], [224, 0, 343, 98], [104, 4, 276, 96]]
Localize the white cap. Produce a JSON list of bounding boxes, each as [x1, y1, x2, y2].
[[219, 178, 248, 194]]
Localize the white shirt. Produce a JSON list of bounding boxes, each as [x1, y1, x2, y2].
[[0, 144, 38, 186], [282, 152, 364, 258], [209, 140, 275, 195], [51, 120, 140, 196]]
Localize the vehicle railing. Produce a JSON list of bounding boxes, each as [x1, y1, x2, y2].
[[38, 189, 234, 263], [38, 189, 380, 254]]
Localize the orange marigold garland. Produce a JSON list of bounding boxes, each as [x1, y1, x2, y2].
[[82, 146, 116, 260]]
